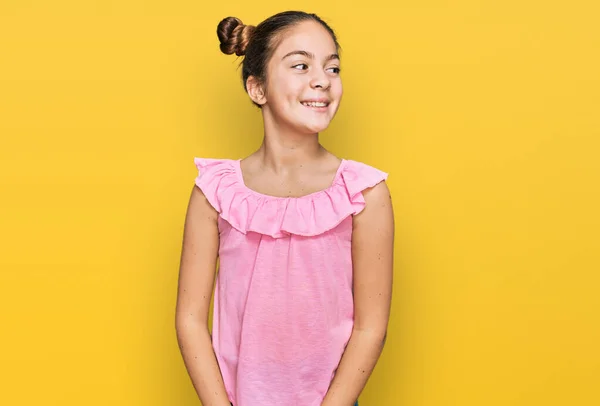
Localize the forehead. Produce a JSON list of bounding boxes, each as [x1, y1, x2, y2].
[[272, 20, 338, 58]]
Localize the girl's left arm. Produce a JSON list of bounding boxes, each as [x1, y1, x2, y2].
[[321, 181, 395, 406]]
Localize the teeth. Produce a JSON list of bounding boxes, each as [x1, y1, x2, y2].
[[302, 101, 327, 107]]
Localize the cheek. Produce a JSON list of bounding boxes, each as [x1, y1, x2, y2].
[[284, 78, 306, 101], [267, 74, 303, 105], [332, 79, 343, 99]]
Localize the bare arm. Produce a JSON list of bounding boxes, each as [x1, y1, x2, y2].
[[175, 185, 230, 406], [321, 181, 395, 406]]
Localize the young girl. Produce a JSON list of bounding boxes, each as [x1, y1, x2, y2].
[[176, 11, 394, 406]]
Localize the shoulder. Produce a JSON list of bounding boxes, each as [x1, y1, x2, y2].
[[341, 159, 388, 185], [358, 181, 393, 222], [193, 157, 239, 189], [339, 159, 389, 203], [192, 157, 240, 214], [194, 157, 238, 173], [348, 161, 393, 232]]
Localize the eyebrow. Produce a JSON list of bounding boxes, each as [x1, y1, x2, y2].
[[281, 50, 340, 62]]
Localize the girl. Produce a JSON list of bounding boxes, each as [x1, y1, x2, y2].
[[176, 11, 394, 406]]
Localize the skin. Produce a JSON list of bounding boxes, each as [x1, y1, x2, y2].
[[243, 19, 344, 193], [175, 19, 394, 406]]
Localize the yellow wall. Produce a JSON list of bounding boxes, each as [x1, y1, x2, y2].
[[1, 1, 599, 405]]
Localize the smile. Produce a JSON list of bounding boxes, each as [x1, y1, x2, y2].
[[301, 101, 329, 108]]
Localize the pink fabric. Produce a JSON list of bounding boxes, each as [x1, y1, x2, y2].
[[193, 157, 388, 406]]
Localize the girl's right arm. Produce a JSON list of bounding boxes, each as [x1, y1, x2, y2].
[[175, 185, 230, 406]]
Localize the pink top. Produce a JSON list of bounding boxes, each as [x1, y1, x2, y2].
[[193, 157, 388, 406]]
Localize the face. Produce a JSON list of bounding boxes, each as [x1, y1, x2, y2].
[[253, 20, 343, 134]]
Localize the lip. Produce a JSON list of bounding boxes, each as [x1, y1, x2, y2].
[[300, 98, 331, 112], [301, 98, 331, 103], [301, 103, 329, 113]]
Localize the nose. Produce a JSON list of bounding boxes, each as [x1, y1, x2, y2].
[[310, 69, 331, 90]]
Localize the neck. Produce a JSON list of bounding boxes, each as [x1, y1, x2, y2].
[[257, 109, 326, 171]]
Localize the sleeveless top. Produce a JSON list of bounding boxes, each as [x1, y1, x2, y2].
[[193, 157, 388, 406]]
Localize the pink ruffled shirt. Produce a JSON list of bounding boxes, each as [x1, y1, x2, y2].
[[193, 157, 388, 406]]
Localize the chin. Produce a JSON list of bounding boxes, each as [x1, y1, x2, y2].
[[299, 114, 337, 134], [299, 120, 332, 134]]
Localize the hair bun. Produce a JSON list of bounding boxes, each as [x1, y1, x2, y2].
[[217, 17, 256, 56]]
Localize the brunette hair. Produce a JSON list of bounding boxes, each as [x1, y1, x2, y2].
[[216, 11, 340, 106]]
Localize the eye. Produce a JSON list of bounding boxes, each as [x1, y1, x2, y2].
[[292, 63, 309, 70], [327, 66, 341, 74]]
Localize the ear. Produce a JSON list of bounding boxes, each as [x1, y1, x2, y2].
[[246, 76, 267, 106]]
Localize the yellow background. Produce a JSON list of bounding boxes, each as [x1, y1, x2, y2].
[[1, 1, 599, 405]]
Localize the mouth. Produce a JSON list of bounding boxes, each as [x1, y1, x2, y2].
[[301, 99, 330, 109]]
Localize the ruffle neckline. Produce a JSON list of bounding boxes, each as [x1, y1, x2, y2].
[[232, 158, 348, 201], [194, 157, 388, 238]]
